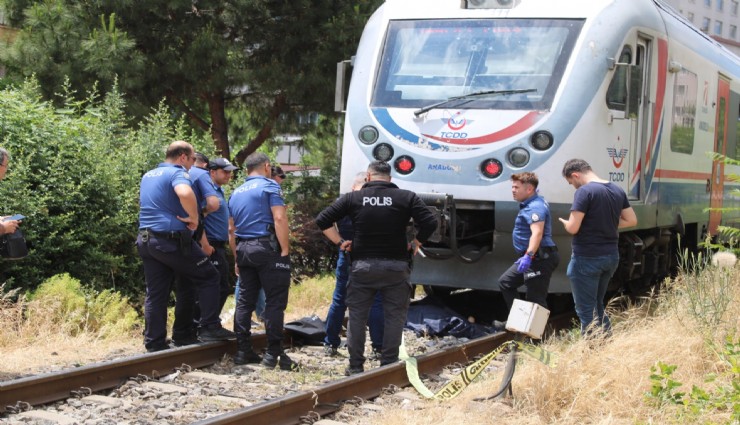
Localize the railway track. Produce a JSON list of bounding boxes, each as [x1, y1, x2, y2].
[[1, 313, 574, 424]]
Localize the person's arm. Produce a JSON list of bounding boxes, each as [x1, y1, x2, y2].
[[619, 206, 638, 229], [321, 226, 352, 251], [228, 217, 239, 276], [199, 231, 215, 256], [203, 195, 220, 215], [271, 205, 290, 256], [559, 211, 585, 235], [526, 221, 545, 255], [174, 183, 199, 230]]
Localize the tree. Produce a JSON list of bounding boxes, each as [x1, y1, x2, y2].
[[0, 0, 383, 164]]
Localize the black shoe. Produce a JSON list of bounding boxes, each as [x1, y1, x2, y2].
[[262, 352, 300, 371], [344, 365, 364, 376], [146, 343, 170, 353], [198, 326, 236, 342], [234, 350, 262, 365], [172, 335, 199, 347]]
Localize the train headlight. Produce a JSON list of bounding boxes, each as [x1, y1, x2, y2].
[[373, 143, 394, 162], [394, 156, 415, 175], [530, 131, 554, 151], [358, 125, 379, 145], [507, 148, 530, 168], [480, 158, 503, 179]]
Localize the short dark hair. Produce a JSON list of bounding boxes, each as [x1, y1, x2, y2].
[[0, 148, 9, 166], [511, 172, 538, 188], [194, 152, 210, 165], [245, 152, 270, 173], [562, 158, 592, 178], [165, 141, 192, 160], [367, 160, 391, 177]]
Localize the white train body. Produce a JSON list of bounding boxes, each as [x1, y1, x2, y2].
[[338, 0, 740, 293]]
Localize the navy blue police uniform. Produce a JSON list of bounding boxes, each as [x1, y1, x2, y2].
[[203, 171, 233, 311], [171, 164, 219, 344], [137, 162, 232, 351], [498, 193, 559, 310], [229, 175, 292, 361], [316, 180, 437, 372]]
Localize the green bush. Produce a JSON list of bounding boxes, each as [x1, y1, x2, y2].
[[30, 273, 140, 337], [0, 79, 196, 296]]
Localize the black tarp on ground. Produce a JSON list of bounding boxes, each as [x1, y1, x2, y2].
[[405, 295, 501, 339]]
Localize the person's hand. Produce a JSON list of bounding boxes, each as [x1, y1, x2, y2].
[[515, 254, 532, 273], [234, 263, 240, 277], [176, 215, 198, 231], [0, 220, 20, 235], [202, 243, 215, 256], [339, 240, 352, 252]]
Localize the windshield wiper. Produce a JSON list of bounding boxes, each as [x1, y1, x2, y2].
[[413, 88, 537, 117]]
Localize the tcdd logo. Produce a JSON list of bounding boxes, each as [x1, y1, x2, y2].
[[442, 111, 472, 131]]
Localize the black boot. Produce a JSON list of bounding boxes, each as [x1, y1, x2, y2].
[[234, 338, 262, 365], [262, 342, 299, 371]]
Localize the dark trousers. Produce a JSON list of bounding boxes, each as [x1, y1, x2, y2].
[[324, 249, 384, 349], [499, 250, 560, 311], [234, 240, 291, 354], [347, 258, 411, 368], [209, 244, 232, 311], [137, 234, 221, 351]]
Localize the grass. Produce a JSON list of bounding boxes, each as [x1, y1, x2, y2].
[[1, 259, 738, 424]]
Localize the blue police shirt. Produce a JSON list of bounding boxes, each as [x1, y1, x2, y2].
[[139, 163, 192, 232], [189, 166, 217, 209], [228, 176, 285, 239], [203, 182, 229, 242], [512, 194, 555, 254]]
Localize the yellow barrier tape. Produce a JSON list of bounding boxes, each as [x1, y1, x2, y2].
[[402, 339, 557, 401]]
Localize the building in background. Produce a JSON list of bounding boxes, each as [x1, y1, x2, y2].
[[664, 0, 740, 55]]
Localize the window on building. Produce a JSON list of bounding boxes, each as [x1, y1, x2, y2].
[[733, 0, 739, 15], [718, 0, 725, 11], [688, 12, 695, 22], [731, 24, 738, 39], [702, 17, 711, 31], [705, 0, 712, 7], [715, 20, 723, 35]]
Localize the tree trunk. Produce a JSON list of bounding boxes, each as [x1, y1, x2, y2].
[[207, 93, 230, 159], [233, 93, 288, 166]]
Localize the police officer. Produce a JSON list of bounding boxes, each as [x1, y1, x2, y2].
[[201, 157, 239, 311], [171, 151, 220, 346], [137, 140, 235, 352], [316, 160, 437, 375], [228, 152, 296, 370], [498, 172, 559, 313]]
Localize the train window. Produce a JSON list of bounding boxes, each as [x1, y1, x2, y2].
[[670, 68, 697, 154], [606, 47, 632, 112], [371, 19, 584, 110]]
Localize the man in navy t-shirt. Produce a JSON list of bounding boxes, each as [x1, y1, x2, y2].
[[559, 159, 637, 335]]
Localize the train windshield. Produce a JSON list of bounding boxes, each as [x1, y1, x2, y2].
[[372, 19, 584, 110]]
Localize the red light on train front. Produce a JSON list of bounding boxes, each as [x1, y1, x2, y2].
[[481, 158, 503, 179], [394, 156, 415, 175]]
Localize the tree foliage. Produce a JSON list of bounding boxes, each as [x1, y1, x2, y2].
[[0, 0, 383, 163], [0, 78, 195, 295]]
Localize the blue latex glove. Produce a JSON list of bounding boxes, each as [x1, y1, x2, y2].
[[515, 254, 533, 273]]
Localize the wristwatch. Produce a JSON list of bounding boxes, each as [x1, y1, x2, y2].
[[337, 239, 346, 246]]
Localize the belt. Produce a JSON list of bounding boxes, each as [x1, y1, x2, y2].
[[140, 229, 186, 239], [236, 236, 272, 243], [207, 240, 227, 248]]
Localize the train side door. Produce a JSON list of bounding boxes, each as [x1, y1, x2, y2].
[[709, 76, 730, 235], [629, 37, 652, 202]]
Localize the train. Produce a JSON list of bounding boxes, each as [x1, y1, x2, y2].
[[334, 0, 740, 298]]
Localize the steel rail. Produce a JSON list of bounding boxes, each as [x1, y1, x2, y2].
[[0, 334, 268, 413], [196, 313, 574, 425]]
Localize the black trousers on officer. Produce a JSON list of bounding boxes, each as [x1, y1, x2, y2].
[[234, 239, 291, 354], [137, 234, 222, 351], [347, 258, 411, 368], [499, 249, 560, 311], [209, 243, 232, 311]]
